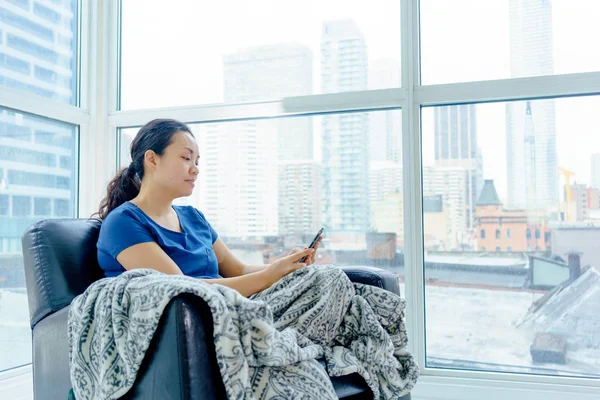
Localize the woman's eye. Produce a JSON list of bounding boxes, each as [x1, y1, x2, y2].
[[183, 157, 191, 161]]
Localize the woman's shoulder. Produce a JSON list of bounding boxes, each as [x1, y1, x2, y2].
[[100, 202, 146, 231]]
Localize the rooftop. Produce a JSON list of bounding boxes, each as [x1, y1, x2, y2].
[[477, 179, 502, 206]]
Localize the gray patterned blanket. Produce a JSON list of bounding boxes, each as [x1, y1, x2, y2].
[[68, 265, 419, 399]]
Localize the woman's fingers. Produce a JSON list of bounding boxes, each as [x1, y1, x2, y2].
[[289, 247, 302, 255], [286, 247, 314, 263]]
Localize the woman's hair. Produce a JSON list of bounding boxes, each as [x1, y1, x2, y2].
[[93, 119, 193, 220]]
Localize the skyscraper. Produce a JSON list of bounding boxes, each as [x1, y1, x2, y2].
[[321, 19, 370, 233], [196, 120, 279, 237], [433, 104, 482, 231], [278, 161, 322, 237], [0, 1, 78, 253], [506, 0, 557, 210], [197, 44, 316, 237], [369, 161, 403, 203]]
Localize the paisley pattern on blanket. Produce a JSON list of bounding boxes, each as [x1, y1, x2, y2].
[[68, 265, 419, 400]]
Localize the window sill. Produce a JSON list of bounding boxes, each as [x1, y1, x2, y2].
[[411, 375, 600, 400], [0, 365, 33, 400], [1, 365, 597, 400]]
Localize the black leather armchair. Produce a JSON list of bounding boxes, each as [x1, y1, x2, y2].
[[22, 219, 411, 400]]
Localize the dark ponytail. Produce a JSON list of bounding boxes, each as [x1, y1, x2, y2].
[[92, 118, 193, 220]]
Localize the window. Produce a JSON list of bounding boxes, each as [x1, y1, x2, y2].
[[422, 96, 600, 379], [119, 109, 403, 274], [0, 108, 77, 372], [1, 0, 81, 374], [119, 0, 400, 109], [420, 0, 600, 84], [1, 0, 595, 396], [0, 0, 79, 104]]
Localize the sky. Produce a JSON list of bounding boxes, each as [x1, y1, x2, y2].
[[120, 0, 600, 201]]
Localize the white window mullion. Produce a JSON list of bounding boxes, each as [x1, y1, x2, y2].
[[0, 86, 88, 125], [80, 0, 120, 219], [402, 0, 426, 373], [415, 71, 600, 107]]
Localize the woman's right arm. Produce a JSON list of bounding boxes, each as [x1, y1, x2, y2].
[[117, 242, 314, 297]]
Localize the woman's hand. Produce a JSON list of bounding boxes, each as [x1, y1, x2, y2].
[[288, 236, 322, 266], [260, 247, 315, 288]]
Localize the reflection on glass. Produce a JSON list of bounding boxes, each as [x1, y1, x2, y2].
[[422, 95, 600, 377], [0, 108, 77, 372], [0, 0, 79, 104]]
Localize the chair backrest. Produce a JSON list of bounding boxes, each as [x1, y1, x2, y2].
[[21, 218, 104, 328]]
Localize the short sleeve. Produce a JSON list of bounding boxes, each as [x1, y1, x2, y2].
[[99, 208, 155, 257], [193, 208, 219, 243]]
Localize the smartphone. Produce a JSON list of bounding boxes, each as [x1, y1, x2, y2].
[[299, 227, 324, 263]]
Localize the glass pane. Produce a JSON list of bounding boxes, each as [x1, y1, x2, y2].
[[119, 110, 403, 278], [422, 96, 600, 377], [420, 0, 600, 84], [0, 0, 79, 105], [0, 107, 78, 372], [120, 0, 400, 110]]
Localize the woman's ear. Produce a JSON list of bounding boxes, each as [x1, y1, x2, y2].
[[144, 149, 158, 173]]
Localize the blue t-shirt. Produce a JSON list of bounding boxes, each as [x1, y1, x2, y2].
[[97, 202, 219, 278]]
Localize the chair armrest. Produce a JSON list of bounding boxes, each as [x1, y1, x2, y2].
[[340, 266, 401, 296], [122, 294, 227, 400], [31, 294, 229, 400]]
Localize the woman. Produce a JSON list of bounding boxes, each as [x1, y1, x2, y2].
[[95, 118, 321, 297]]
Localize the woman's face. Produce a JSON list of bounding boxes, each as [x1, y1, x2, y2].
[[150, 131, 200, 198]]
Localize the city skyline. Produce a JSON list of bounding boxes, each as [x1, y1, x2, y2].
[[117, 0, 600, 191], [2, 1, 593, 230]]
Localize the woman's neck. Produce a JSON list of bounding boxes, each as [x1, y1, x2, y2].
[[131, 186, 175, 217]]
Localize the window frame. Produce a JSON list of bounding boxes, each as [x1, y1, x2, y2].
[[0, 0, 91, 380], [107, 0, 600, 396], [1, 0, 600, 397]]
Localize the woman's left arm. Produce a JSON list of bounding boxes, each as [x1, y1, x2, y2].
[[212, 238, 267, 277]]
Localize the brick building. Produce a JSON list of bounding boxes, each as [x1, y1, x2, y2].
[[476, 180, 550, 252]]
